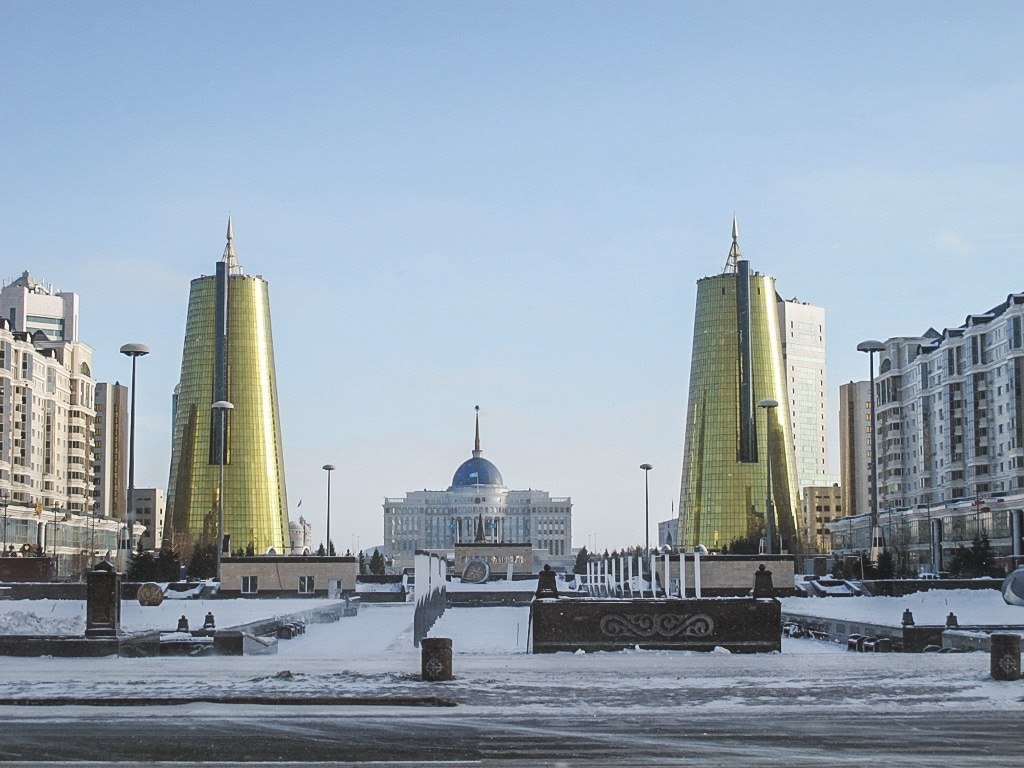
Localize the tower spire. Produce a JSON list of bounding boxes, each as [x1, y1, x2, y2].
[[723, 215, 741, 273], [473, 405, 482, 458], [222, 217, 243, 274]]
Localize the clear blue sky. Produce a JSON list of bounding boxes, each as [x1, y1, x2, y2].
[[2, 1, 1022, 553]]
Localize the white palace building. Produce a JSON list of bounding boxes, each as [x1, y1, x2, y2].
[[382, 409, 573, 569]]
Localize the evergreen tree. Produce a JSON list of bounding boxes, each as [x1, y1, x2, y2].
[[154, 547, 183, 581], [875, 550, 896, 579], [316, 543, 326, 556], [358, 550, 367, 574], [188, 543, 218, 579], [369, 548, 385, 575], [573, 546, 590, 574], [829, 555, 847, 580], [328, 540, 336, 556], [127, 550, 157, 582], [949, 535, 1003, 578]]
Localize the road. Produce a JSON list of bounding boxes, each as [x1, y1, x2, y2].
[[0, 704, 1019, 766]]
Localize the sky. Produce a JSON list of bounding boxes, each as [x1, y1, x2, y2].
[[2, 1, 1023, 554]]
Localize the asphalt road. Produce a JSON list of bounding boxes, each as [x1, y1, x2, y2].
[[0, 705, 1019, 766]]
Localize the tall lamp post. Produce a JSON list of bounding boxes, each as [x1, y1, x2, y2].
[[51, 503, 62, 560], [323, 464, 336, 555], [120, 343, 150, 570], [1, 489, 8, 557], [640, 464, 653, 554], [757, 399, 779, 554], [857, 339, 886, 560], [211, 400, 234, 580]]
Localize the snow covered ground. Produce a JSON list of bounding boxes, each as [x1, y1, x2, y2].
[[2, 591, 1023, 766], [0, 589, 1020, 711], [780, 588, 1024, 626]]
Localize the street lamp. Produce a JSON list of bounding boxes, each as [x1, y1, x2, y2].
[[120, 343, 150, 570], [1, 489, 8, 557], [857, 339, 886, 560], [757, 399, 778, 554], [640, 464, 653, 554], [211, 400, 234, 580], [51, 503, 62, 559], [323, 464, 336, 556]]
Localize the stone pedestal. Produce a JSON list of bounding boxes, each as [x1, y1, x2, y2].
[[990, 633, 1021, 681], [532, 597, 782, 653], [85, 560, 121, 639], [421, 637, 453, 681]]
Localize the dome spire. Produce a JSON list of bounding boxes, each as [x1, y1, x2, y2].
[[473, 405, 481, 458]]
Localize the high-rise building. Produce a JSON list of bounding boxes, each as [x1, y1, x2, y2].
[[0, 274, 121, 576], [0, 273, 95, 514], [383, 408, 573, 566], [800, 483, 842, 553], [1, 271, 79, 342], [165, 222, 290, 554], [677, 221, 802, 552], [778, 298, 829, 489], [93, 382, 128, 520], [838, 380, 872, 519], [132, 488, 165, 551], [830, 292, 1024, 570]]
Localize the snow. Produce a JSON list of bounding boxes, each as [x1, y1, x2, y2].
[[0, 589, 1021, 713], [781, 589, 1024, 627], [0, 598, 350, 636]]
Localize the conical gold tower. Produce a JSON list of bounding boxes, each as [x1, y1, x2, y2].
[[677, 221, 801, 553], [165, 221, 289, 553]]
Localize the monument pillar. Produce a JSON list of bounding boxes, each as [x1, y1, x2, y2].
[[85, 560, 121, 639]]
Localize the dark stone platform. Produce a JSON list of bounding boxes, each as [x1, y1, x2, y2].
[[531, 597, 782, 653], [0, 635, 119, 657]]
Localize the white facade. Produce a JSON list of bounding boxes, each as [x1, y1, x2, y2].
[[872, 295, 1024, 509], [384, 486, 573, 560], [801, 483, 842, 553], [1, 271, 79, 342], [289, 515, 313, 555], [0, 316, 96, 514], [0, 273, 131, 578], [133, 487, 165, 551], [832, 292, 1024, 570], [383, 415, 572, 566], [778, 298, 829, 490]]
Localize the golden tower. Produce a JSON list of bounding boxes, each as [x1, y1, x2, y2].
[[677, 220, 801, 552], [165, 221, 289, 553]]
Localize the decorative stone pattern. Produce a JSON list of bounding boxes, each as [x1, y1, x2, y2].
[[598, 612, 714, 639], [531, 598, 781, 653]]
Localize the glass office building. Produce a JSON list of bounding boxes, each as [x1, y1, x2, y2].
[[677, 228, 801, 552], [165, 222, 289, 553]]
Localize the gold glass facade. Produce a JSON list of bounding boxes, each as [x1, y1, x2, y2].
[[166, 273, 289, 553], [677, 268, 801, 551]]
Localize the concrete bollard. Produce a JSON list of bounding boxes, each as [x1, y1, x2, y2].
[[421, 637, 453, 681], [990, 633, 1021, 681]]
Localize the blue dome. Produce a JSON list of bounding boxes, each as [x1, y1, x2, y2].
[[450, 456, 504, 488]]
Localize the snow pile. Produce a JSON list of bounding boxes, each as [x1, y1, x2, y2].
[[0, 610, 84, 636], [782, 588, 1024, 626]]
